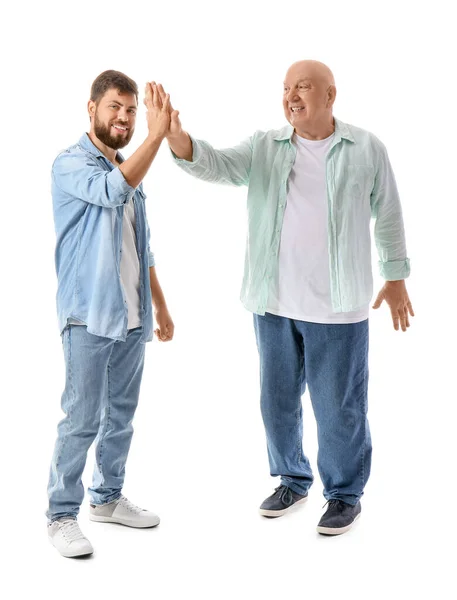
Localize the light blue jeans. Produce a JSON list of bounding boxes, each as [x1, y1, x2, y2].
[[46, 325, 145, 522], [253, 313, 371, 505]]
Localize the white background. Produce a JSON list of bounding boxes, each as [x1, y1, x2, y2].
[[1, 0, 456, 598]]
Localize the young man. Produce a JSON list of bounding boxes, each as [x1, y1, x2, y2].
[[47, 71, 175, 557], [165, 60, 413, 535]]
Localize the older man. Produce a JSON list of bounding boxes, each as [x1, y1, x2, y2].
[[166, 60, 412, 535]]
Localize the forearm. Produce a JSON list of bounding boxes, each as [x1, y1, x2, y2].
[[167, 131, 193, 161], [149, 266, 167, 309], [371, 146, 410, 280], [375, 215, 410, 280], [171, 136, 252, 186], [119, 135, 164, 189]]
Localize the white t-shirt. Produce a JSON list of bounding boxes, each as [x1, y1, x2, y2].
[[69, 199, 142, 330], [119, 198, 142, 330], [266, 132, 369, 324]]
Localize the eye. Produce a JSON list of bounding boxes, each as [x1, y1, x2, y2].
[[128, 109, 137, 115]]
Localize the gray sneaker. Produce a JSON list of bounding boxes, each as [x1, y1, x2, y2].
[[316, 500, 361, 535], [259, 485, 308, 517], [90, 495, 160, 528]]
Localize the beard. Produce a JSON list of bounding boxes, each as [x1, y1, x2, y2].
[[94, 112, 134, 150]]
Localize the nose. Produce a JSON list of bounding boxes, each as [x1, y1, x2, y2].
[[286, 88, 299, 103], [117, 108, 129, 123]]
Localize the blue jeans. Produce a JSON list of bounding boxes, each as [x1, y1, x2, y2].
[[253, 313, 371, 504], [46, 325, 145, 521]]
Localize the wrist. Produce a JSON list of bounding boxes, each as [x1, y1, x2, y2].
[[146, 131, 165, 146], [166, 130, 185, 143], [385, 279, 404, 285]]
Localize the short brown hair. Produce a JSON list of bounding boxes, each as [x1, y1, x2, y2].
[[90, 70, 138, 104]]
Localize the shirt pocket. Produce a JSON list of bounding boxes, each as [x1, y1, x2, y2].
[[344, 165, 375, 201]]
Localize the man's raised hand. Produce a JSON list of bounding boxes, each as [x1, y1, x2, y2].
[[143, 82, 171, 141]]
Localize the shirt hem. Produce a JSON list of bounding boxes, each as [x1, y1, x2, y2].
[[264, 306, 369, 324]]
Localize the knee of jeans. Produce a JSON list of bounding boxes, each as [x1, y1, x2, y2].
[[261, 406, 299, 430], [330, 408, 364, 430], [260, 395, 279, 420], [67, 417, 101, 440]]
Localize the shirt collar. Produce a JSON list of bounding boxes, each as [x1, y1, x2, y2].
[[273, 117, 355, 144], [78, 132, 125, 163]]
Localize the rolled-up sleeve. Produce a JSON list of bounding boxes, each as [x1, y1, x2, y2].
[[370, 142, 411, 280], [52, 151, 135, 208], [171, 135, 253, 187]]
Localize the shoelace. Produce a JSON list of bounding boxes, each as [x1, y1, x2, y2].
[[119, 495, 143, 514], [275, 485, 294, 507], [322, 499, 345, 511], [59, 520, 85, 542]]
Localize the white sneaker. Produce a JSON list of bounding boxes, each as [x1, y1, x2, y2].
[[90, 495, 160, 528], [48, 518, 94, 558]]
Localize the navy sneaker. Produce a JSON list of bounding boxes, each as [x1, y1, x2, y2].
[[259, 485, 308, 517], [317, 500, 361, 535]]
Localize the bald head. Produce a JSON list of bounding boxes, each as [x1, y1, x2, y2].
[[283, 60, 336, 139], [286, 60, 335, 87]]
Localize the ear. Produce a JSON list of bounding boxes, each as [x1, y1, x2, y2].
[[88, 100, 96, 120], [327, 85, 337, 108]]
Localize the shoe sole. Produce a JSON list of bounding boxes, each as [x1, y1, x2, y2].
[[259, 496, 308, 518], [316, 513, 361, 535], [49, 537, 94, 558], [89, 514, 160, 528]]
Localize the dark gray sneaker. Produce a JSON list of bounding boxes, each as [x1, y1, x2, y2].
[[316, 500, 361, 535], [259, 485, 308, 517]]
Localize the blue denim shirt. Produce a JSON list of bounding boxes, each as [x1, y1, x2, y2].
[[52, 133, 154, 342]]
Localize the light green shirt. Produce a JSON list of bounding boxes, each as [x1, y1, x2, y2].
[[173, 118, 410, 315]]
